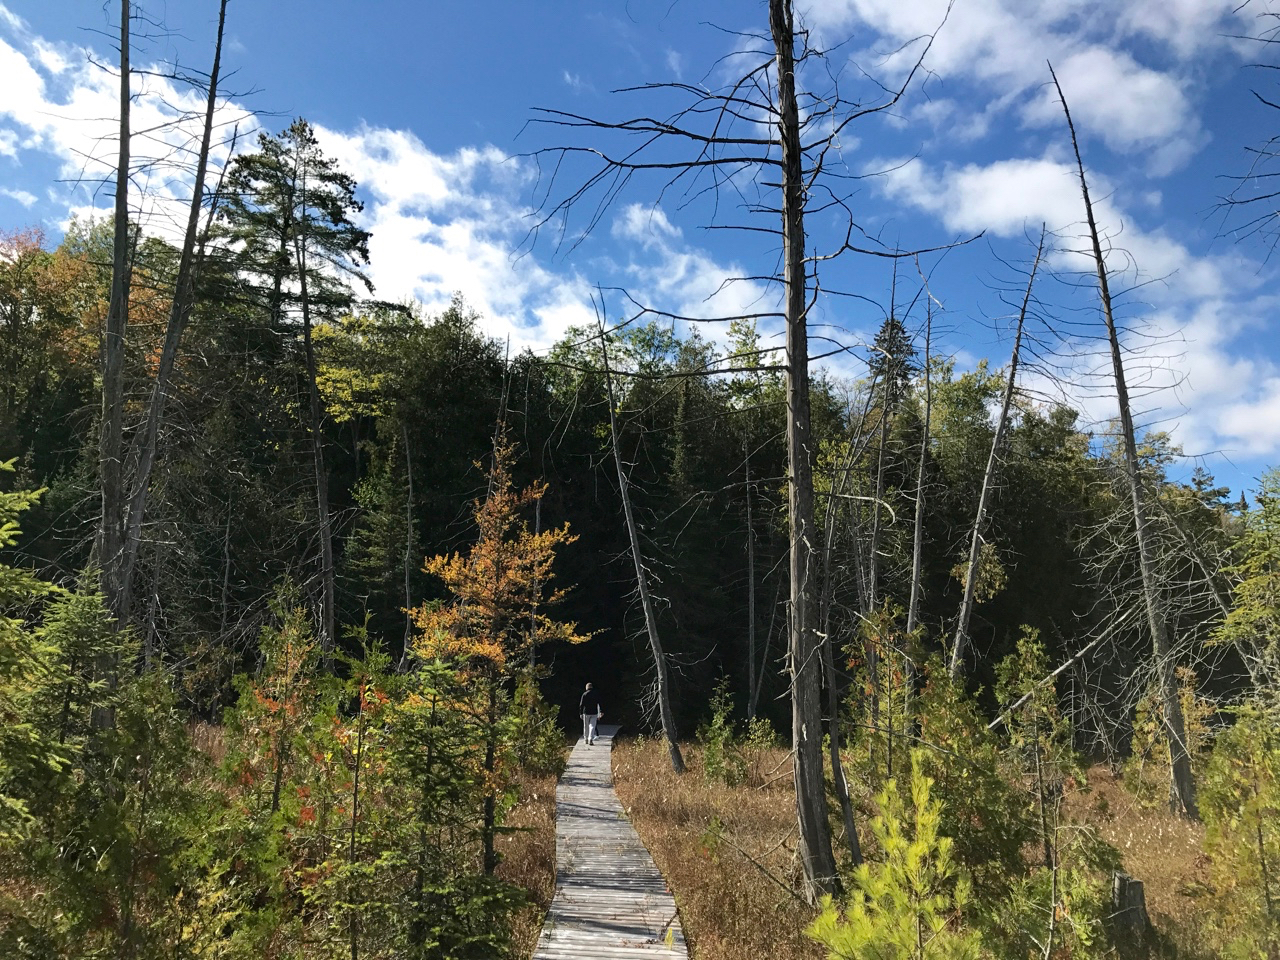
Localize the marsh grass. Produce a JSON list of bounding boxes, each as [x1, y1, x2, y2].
[[500, 757, 564, 958], [612, 736, 824, 960], [1066, 764, 1219, 958]]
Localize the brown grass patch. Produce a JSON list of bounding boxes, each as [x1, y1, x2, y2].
[[499, 760, 565, 959], [188, 721, 226, 764], [612, 737, 824, 960], [1066, 765, 1216, 954]]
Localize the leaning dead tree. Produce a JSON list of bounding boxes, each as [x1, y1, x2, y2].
[[525, 0, 953, 899], [597, 313, 686, 775], [1051, 64, 1197, 817], [94, 0, 133, 730], [817, 386, 880, 866], [949, 226, 1046, 679], [119, 0, 232, 623], [905, 261, 937, 722], [95, 0, 236, 672]]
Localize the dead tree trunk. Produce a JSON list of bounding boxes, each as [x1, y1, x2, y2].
[[818, 438, 864, 867], [865, 392, 889, 750], [119, 0, 230, 604], [949, 227, 1045, 679], [94, 0, 132, 731], [905, 287, 933, 724], [1052, 65, 1196, 818], [525, 0, 950, 899], [295, 219, 337, 658], [771, 0, 839, 900], [599, 319, 685, 774], [401, 420, 415, 670], [751, 581, 780, 721], [745, 438, 758, 720]]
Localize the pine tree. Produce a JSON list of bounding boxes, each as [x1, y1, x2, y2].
[[219, 119, 372, 655], [1214, 469, 1280, 688], [0, 462, 61, 839], [1200, 701, 1280, 956], [808, 750, 983, 960]]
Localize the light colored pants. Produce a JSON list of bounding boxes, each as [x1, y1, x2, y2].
[[583, 713, 598, 743]]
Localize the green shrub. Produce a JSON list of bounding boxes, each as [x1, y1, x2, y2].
[[911, 661, 1033, 904], [808, 750, 984, 960], [509, 674, 565, 777], [987, 628, 1120, 959], [699, 676, 745, 785], [1199, 700, 1280, 958], [741, 714, 779, 786]]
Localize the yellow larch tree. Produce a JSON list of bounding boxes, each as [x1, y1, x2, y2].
[[412, 428, 586, 873]]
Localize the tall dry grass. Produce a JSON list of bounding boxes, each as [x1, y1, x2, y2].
[[499, 764, 562, 958], [1066, 765, 1218, 957], [519, 744, 1227, 959], [612, 737, 824, 960]]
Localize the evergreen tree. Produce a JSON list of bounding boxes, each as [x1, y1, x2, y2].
[[219, 119, 372, 655], [808, 751, 983, 960], [0, 462, 60, 839], [1215, 469, 1280, 688], [1200, 701, 1280, 957]]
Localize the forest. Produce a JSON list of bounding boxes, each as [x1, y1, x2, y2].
[[0, 0, 1278, 958]]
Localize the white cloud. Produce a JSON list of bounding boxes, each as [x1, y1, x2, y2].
[[605, 203, 779, 352], [1118, 0, 1247, 60], [31, 38, 66, 74], [876, 149, 1280, 460], [1216, 377, 1280, 456], [1027, 49, 1202, 173], [798, 0, 1244, 171], [612, 203, 682, 246], [0, 186, 36, 206], [316, 124, 779, 357], [315, 123, 599, 353], [877, 155, 1084, 238], [665, 48, 684, 79], [911, 98, 993, 143]]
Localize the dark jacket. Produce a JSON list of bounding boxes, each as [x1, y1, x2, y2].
[[579, 689, 602, 716]]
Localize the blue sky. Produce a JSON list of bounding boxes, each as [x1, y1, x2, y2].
[[2, 0, 1279, 494]]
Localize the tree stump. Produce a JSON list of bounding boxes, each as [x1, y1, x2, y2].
[[1112, 871, 1150, 939]]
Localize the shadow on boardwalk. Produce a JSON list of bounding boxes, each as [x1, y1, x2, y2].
[[533, 724, 688, 959]]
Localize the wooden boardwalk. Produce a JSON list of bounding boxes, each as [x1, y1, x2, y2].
[[533, 724, 688, 959]]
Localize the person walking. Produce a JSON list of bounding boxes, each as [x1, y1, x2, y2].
[[579, 682, 602, 745]]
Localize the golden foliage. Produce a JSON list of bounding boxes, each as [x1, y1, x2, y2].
[[412, 431, 587, 674]]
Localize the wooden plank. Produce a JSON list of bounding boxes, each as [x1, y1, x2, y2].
[[533, 725, 688, 959]]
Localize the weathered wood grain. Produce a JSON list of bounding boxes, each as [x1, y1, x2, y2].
[[532, 725, 688, 959]]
